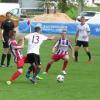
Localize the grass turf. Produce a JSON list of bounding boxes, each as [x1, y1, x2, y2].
[[0, 36, 100, 100]]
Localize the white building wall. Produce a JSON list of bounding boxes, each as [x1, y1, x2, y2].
[[94, 0, 100, 3], [19, 0, 42, 8]]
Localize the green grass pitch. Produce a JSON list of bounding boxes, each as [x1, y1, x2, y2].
[[0, 36, 100, 100]]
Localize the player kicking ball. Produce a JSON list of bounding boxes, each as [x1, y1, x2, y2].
[[6, 31, 25, 85], [24, 23, 55, 84]]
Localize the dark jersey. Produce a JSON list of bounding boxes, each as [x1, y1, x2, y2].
[[1, 19, 14, 40]]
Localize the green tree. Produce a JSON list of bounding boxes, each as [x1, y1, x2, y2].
[[77, 0, 85, 14], [58, 0, 66, 13], [40, 0, 57, 14], [1, 0, 18, 2]]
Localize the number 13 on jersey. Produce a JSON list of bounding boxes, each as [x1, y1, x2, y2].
[[32, 36, 39, 44]]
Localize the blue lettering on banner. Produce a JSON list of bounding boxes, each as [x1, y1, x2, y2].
[[18, 21, 100, 36]]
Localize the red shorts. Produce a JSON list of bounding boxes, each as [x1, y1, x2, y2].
[[16, 57, 26, 68], [23, 56, 28, 63], [52, 54, 66, 61]]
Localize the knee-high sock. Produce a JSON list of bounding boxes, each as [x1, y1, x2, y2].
[[45, 63, 51, 73], [10, 71, 21, 81], [87, 51, 91, 60], [1, 54, 6, 65], [33, 66, 37, 74], [74, 51, 78, 61], [33, 67, 41, 78], [7, 54, 11, 66], [62, 61, 68, 71], [27, 65, 33, 74]]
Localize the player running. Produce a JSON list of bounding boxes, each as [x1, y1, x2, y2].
[[6, 31, 25, 85], [24, 23, 55, 84], [43, 30, 74, 75]]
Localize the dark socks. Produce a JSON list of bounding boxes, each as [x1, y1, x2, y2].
[[27, 65, 33, 74], [1, 54, 6, 65], [87, 52, 91, 60], [7, 54, 11, 67], [33, 67, 41, 78], [74, 51, 78, 62]]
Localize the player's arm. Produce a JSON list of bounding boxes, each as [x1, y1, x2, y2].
[[52, 40, 59, 54], [24, 34, 30, 41], [13, 38, 24, 49], [47, 35, 55, 40], [86, 25, 91, 36], [0, 22, 4, 42], [69, 43, 74, 60], [75, 30, 79, 43]]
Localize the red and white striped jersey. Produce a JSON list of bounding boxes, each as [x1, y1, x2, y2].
[[9, 40, 23, 62], [54, 39, 71, 55]]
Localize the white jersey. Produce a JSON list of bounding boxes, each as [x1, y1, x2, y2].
[[25, 32, 48, 55], [54, 39, 71, 55], [77, 23, 90, 41]]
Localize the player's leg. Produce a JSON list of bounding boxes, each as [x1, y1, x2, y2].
[[44, 59, 55, 74], [26, 64, 34, 78], [25, 53, 34, 78], [0, 47, 8, 67], [74, 40, 81, 62], [6, 68, 23, 85], [84, 47, 91, 63], [32, 55, 43, 80], [6, 59, 24, 85], [61, 55, 69, 75], [44, 54, 61, 74], [7, 49, 11, 67], [23, 55, 33, 78], [83, 41, 91, 63]]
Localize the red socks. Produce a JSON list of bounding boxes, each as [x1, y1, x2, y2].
[[62, 61, 68, 71], [46, 63, 51, 73], [10, 71, 22, 81]]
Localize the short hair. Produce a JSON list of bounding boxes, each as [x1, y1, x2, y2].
[[35, 27, 41, 32], [6, 12, 12, 16], [80, 16, 85, 19]]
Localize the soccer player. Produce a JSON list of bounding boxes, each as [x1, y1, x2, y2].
[[43, 30, 74, 75], [6, 31, 25, 85], [74, 16, 92, 63], [24, 23, 55, 83], [0, 12, 15, 67]]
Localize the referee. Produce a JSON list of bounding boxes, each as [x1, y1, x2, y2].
[[74, 16, 92, 63], [0, 12, 15, 67]]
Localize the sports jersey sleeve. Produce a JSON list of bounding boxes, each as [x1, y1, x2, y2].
[[86, 24, 90, 32], [11, 42, 22, 49], [41, 34, 48, 41], [25, 34, 31, 40], [76, 25, 79, 33], [54, 40, 59, 47]]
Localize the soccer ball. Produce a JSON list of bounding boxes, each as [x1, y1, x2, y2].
[[57, 74, 64, 82]]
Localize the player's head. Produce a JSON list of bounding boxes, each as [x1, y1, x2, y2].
[[9, 30, 16, 40], [61, 30, 67, 39], [34, 23, 42, 33], [80, 16, 86, 24], [6, 12, 12, 20], [35, 26, 41, 33]]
